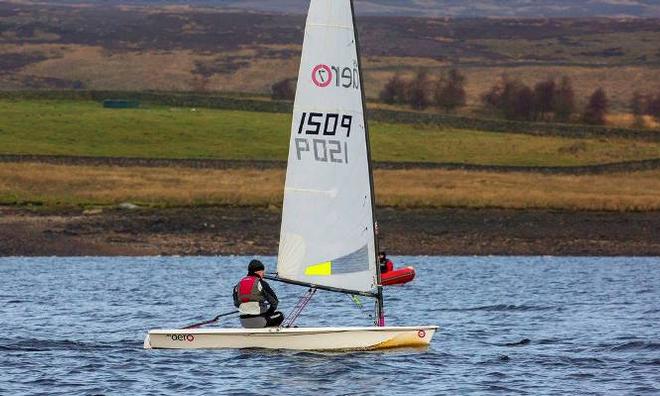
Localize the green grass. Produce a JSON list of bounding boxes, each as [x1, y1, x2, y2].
[[1, 99, 658, 166]]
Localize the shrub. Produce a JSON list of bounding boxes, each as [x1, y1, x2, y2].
[[646, 92, 660, 122], [408, 70, 431, 110], [630, 91, 646, 128], [532, 79, 555, 121], [582, 88, 608, 125], [271, 78, 296, 101], [553, 76, 575, 122], [379, 74, 408, 105], [433, 68, 466, 112], [481, 76, 534, 120]]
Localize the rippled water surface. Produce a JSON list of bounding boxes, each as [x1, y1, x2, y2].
[[1, 256, 659, 395]]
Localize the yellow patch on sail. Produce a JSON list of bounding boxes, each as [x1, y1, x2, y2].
[[304, 261, 332, 276]]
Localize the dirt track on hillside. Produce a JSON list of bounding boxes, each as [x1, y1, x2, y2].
[[1, 206, 658, 257]]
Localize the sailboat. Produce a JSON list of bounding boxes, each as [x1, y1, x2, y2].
[[144, 0, 437, 351]]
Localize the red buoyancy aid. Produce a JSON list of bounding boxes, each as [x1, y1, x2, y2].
[[237, 275, 264, 303]]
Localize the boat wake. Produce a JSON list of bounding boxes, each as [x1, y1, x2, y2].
[[496, 338, 531, 347], [609, 341, 660, 352], [630, 358, 660, 366], [438, 304, 553, 312], [0, 338, 140, 352]]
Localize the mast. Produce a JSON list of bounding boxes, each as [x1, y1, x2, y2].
[[349, 0, 384, 326]]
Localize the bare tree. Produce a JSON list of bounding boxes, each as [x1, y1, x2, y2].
[[408, 70, 431, 110], [513, 85, 534, 121], [481, 78, 505, 110], [532, 78, 555, 121], [433, 68, 466, 112], [379, 74, 408, 105], [271, 78, 296, 100], [481, 76, 534, 120], [630, 91, 646, 128], [647, 92, 660, 122], [553, 76, 575, 122], [582, 87, 609, 125]]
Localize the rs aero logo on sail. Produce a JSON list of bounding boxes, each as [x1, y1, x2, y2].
[[311, 63, 359, 89]]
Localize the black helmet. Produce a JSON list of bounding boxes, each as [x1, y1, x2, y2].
[[248, 259, 265, 274]]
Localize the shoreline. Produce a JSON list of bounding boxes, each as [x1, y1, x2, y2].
[[1, 206, 658, 257]]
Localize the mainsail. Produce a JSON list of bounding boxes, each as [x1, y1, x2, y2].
[[277, 0, 377, 293]]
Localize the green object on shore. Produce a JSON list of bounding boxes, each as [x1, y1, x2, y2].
[[102, 99, 139, 109]]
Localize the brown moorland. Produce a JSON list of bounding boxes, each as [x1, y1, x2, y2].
[[1, 3, 659, 111]]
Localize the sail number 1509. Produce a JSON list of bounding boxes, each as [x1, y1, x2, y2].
[[294, 112, 353, 165], [297, 112, 352, 137]]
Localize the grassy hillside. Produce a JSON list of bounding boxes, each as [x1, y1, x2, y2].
[[1, 163, 658, 211], [1, 99, 658, 166]]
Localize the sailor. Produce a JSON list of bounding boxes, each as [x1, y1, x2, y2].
[[378, 251, 394, 274], [232, 259, 284, 328]]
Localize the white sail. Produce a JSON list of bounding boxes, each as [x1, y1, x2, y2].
[[277, 0, 376, 293]]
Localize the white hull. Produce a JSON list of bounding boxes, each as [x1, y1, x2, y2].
[[144, 326, 438, 351]]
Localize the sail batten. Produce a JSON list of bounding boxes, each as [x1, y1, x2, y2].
[[277, 0, 376, 293]]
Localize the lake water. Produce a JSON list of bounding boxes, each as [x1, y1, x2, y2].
[[1, 256, 659, 395]]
